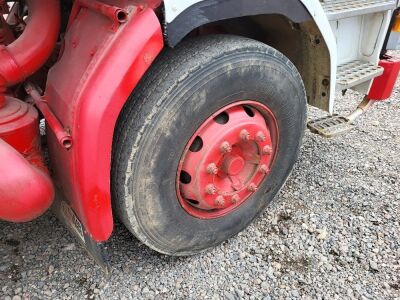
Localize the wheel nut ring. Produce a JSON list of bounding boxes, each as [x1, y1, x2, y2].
[[176, 101, 279, 219]]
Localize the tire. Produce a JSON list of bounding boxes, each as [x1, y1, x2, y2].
[[112, 35, 306, 255]]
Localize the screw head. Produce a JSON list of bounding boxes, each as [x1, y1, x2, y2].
[[247, 183, 257, 192], [256, 131, 266, 142], [206, 163, 218, 175], [262, 145, 273, 155], [205, 184, 217, 195], [215, 195, 225, 206], [231, 194, 240, 204], [220, 141, 232, 154], [260, 164, 269, 174], [240, 129, 250, 141]]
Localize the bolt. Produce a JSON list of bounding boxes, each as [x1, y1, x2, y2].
[[240, 129, 250, 141], [262, 145, 273, 155], [205, 184, 217, 195], [260, 164, 269, 174], [206, 163, 218, 175], [248, 183, 257, 192], [231, 194, 240, 204], [220, 141, 232, 154], [215, 195, 225, 206], [256, 131, 266, 142]]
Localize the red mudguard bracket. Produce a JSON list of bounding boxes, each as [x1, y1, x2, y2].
[[368, 56, 400, 101], [45, 6, 163, 241]]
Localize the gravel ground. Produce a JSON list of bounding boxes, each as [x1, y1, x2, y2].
[[1, 55, 400, 300]]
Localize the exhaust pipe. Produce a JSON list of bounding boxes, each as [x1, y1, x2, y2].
[[0, 0, 60, 222]]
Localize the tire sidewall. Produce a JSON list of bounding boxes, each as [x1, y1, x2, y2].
[[120, 43, 306, 255]]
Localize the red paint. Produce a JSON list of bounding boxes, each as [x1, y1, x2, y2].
[[368, 56, 400, 101], [45, 7, 163, 241], [0, 96, 42, 167], [0, 0, 60, 106], [176, 101, 278, 219], [25, 83, 72, 149], [0, 97, 54, 222], [68, 0, 128, 28], [80, 0, 128, 23], [223, 155, 245, 175], [0, 0, 58, 222]]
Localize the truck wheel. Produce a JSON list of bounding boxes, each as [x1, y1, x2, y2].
[[112, 35, 306, 255]]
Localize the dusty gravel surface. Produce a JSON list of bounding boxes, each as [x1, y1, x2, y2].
[[1, 54, 400, 299]]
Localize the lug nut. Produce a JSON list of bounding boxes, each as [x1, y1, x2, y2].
[[262, 145, 273, 155], [220, 141, 232, 154], [206, 163, 218, 175], [205, 184, 217, 195], [240, 129, 250, 141], [247, 183, 257, 192], [256, 131, 266, 142], [231, 194, 240, 204], [215, 195, 225, 206], [260, 164, 269, 174]]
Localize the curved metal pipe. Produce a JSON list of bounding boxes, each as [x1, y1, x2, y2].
[[79, 0, 128, 24], [0, 138, 54, 222], [346, 96, 375, 122], [0, 0, 59, 221], [0, 0, 60, 107]]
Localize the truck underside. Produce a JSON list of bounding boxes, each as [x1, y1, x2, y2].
[[0, 0, 399, 269]]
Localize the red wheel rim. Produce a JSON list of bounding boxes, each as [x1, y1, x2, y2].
[[176, 101, 279, 219]]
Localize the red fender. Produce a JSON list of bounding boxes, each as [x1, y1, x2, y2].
[[45, 6, 164, 241]]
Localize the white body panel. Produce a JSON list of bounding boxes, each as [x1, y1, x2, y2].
[[164, 0, 337, 112], [332, 10, 393, 93], [164, 0, 398, 113], [388, 31, 400, 50]]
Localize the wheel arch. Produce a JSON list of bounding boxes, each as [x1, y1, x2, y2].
[[163, 0, 337, 112]]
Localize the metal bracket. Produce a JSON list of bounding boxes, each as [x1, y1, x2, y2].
[[307, 114, 355, 138]]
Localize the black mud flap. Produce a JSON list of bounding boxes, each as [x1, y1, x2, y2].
[[52, 189, 111, 276]]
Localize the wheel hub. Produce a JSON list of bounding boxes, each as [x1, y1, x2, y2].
[[177, 101, 278, 219], [222, 154, 245, 176]]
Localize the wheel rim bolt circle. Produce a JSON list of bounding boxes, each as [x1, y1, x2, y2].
[[260, 164, 269, 174], [262, 145, 273, 155], [215, 195, 225, 206], [206, 163, 218, 175], [220, 141, 232, 154], [247, 183, 257, 192], [205, 184, 217, 195], [231, 194, 240, 204], [240, 129, 250, 141], [177, 101, 278, 218], [256, 131, 266, 142]]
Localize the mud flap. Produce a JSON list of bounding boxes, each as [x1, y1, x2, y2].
[[52, 190, 111, 275]]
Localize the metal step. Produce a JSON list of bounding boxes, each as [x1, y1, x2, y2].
[[307, 115, 356, 138], [321, 0, 397, 21], [336, 60, 383, 90]]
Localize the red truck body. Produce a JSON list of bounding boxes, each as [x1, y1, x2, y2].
[[0, 1, 399, 266], [0, 0, 163, 242]]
